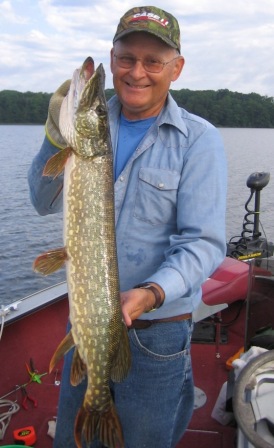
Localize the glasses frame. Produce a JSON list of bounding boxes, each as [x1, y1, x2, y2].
[[113, 54, 180, 74]]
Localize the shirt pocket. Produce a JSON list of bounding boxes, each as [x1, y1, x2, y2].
[[134, 168, 180, 225]]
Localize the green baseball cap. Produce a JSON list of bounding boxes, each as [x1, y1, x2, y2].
[[113, 6, 181, 54]]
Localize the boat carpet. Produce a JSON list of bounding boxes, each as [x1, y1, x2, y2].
[[0, 299, 245, 448], [0, 298, 68, 447]]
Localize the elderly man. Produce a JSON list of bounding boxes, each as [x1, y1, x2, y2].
[[28, 6, 227, 447]]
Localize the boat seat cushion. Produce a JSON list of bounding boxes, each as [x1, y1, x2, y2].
[[201, 257, 249, 306]]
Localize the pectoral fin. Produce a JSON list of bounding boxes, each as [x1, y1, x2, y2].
[[33, 247, 67, 275], [43, 146, 72, 178]]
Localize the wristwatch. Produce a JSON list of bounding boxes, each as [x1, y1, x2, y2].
[[133, 282, 163, 312]]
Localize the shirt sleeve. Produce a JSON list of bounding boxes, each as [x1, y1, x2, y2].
[[28, 136, 64, 216]]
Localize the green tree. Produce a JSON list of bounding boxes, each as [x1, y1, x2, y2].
[[1, 88, 274, 127]]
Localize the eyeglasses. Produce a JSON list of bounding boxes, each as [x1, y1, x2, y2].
[[113, 54, 179, 74]]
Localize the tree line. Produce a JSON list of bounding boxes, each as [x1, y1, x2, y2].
[[0, 88, 274, 128]]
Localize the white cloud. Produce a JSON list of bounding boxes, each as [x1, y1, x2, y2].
[[0, 0, 274, 96], [0, 0, 29, 24]]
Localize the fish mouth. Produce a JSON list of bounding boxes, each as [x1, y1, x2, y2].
[[80, 63, 106, 110]]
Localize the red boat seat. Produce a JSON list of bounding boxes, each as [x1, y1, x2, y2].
[[202, 257, 250, 306], [193, 257, 250, 356], [193, 257, 249, 324]]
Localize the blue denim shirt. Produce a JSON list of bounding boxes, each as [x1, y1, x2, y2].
[[28, 93, 227, 319]]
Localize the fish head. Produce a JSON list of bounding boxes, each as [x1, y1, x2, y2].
[[74, 63, 111, 159]]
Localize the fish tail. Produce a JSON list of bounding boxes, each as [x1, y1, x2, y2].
[[75, 403, 124, 448]]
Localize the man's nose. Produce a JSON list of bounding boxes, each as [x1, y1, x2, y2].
[[129, 59, 147, 76]]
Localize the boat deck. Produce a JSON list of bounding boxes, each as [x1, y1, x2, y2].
[[0, 298, 245, 448], [0, 298, 68, 447], [181, 301, 245, 447]]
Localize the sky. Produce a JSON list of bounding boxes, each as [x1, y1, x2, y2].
[[1, 0, 274, 97]]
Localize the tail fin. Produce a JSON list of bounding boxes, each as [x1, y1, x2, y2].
[[74, 403, 124, 448]]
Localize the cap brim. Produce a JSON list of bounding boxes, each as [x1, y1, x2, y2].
[[113, 28, 179, 52]]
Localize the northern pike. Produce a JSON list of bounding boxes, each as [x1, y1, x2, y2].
[[33, 60, 131, 448]]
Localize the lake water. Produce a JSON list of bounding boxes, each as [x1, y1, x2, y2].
[[1, 125, 274, 306]]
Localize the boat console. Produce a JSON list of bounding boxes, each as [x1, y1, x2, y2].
[[227, 172, 274, 261]]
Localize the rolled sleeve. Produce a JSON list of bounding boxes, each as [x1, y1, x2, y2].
[[28, 136, 64, 216]]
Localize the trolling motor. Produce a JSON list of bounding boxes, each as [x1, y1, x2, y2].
[[227, 172, 274, 261]]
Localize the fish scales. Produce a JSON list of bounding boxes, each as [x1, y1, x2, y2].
[[33, 61, 131, 448], [66, 155, 119, 400]]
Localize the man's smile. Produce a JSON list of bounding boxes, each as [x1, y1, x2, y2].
[[125, 81, 150, 89]]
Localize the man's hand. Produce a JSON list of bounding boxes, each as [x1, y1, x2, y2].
[[121, 283, 165, 326]]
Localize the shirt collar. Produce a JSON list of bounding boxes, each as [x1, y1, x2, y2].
[[108, 92, 188, 137], [157, 93, 188, 137]]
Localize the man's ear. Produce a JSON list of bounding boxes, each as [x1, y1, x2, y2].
[[172, 56, 185, 82], [110, 48, 115, 74]]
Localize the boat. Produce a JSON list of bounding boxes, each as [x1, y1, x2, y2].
[[1, 171, 274, 448]]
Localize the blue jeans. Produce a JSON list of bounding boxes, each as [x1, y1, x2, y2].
[[53, 319, 194, 448]]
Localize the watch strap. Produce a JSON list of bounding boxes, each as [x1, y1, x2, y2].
[[133, 282, 163, 312]]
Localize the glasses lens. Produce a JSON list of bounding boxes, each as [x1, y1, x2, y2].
[[115, 56, 135, 68], [143, 60, 163, 73], [114, 55, 164, 73]]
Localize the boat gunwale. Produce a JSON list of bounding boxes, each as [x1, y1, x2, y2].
[[2, 282, 68, 326]]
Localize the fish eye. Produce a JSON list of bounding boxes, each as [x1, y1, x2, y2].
[[96, 105, 106, 116]]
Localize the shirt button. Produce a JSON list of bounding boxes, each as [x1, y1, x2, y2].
[[158, 183, 164, 189], [120, 176, 124, 182]]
